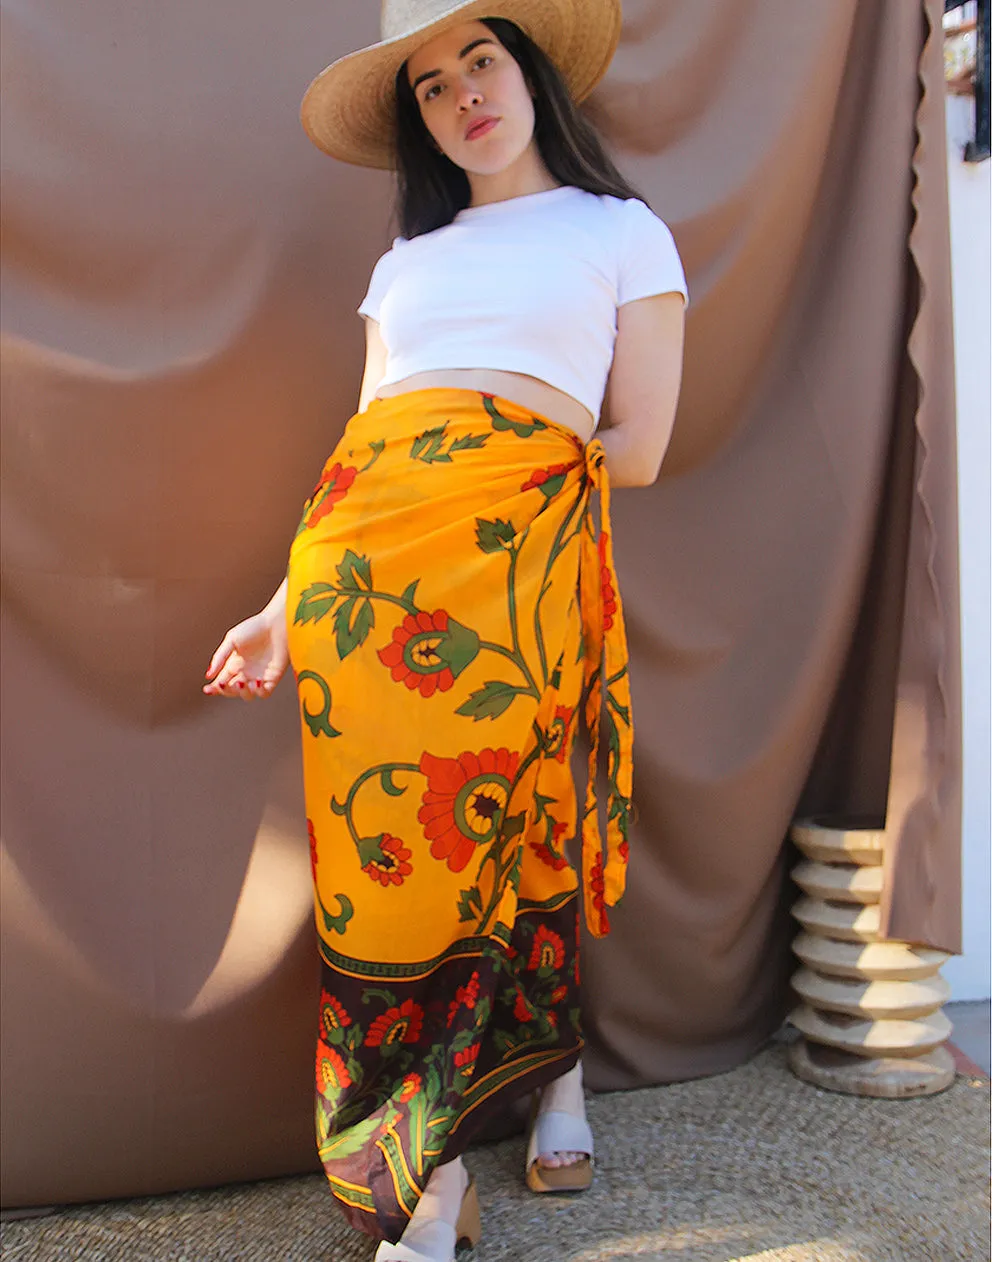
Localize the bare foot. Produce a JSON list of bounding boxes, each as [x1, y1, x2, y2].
[[536, 1061, 589, 1169]]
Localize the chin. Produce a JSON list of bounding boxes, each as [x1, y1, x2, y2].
[[457, 145, 531, 178]]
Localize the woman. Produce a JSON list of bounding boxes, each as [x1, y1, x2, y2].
[[204, 3, 686, 1258]]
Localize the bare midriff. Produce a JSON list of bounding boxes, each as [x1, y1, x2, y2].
[[375, 369, 597, 445]]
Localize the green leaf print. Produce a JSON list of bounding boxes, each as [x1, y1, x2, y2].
[[318, 892, 353, 936], [335, 549, 373, 593], [482, 393, 548, 437], [456, 886, 484, 923], [455, 680, 521, 722], [475, 518, 516, 554], [448, 432, 489, 453], [318, 1113, 382, 1162], [379, 768, 408, 797], [410, 425, 452, 463], [294, 582, 338, 626], [296, 670, 342, 738], [334, 595, 375, 660], [410, 424, 489, 463]]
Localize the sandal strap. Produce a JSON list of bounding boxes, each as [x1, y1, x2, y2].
[[526, 1109, 595, 1168], [374, 1220, 456, 1262]]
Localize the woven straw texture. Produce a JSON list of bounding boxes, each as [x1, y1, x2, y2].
[[2, 1040, 988, 1261]]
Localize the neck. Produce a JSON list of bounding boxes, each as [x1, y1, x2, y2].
[[466, 144, 559, 207]]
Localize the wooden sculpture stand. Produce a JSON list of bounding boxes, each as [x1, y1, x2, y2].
[[787, 819, 955, 1099]]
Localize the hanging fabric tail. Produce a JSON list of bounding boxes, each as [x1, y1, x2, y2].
[[578, 440, 634, 938]]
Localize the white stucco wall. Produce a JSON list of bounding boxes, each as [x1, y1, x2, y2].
[[941, 93, 991, 1001]]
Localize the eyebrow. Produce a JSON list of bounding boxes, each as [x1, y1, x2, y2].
[[410, 38, 495, 92]]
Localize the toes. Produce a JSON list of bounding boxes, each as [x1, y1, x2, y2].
[[539, 1150, 585, 1169]]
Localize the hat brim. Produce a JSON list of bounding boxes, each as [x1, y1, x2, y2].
[[300, 0, 621, 169]]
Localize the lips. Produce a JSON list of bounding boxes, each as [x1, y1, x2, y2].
[[465, 116, 499, 141]]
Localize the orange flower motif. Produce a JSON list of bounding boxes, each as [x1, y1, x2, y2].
[[363, 834, 413, 887], [528, 924, 566, 972], [399, 1073, 422, 1102], [305, 461, 357, 528], [551, 985, 569, 1004], [521, 462, 571, 495], [418, 747, 520, 872], [307, 819, 319, 876], [316, 1044, 352, 1095], [513, 990, 534, 1023], [453, 1042, 480, 1071], [366, 998, 425, 1048], [378, 609, 480, 698], [319, 989, 352, 1040], [598, 532, 617, 632], [447, 970, 481, 1027], [619, 839, 630, 865]]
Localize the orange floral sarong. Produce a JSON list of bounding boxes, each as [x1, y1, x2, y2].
[[285, 388, 631, 1241]]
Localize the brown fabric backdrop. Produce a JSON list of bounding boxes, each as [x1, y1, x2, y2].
[[0, 0, 961, 1206]]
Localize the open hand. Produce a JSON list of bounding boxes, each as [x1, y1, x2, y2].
[[203, 606, 289, 701]]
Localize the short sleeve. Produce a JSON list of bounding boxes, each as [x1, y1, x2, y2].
[[357, 237, 406, 321], [616, 198, 688, 308]]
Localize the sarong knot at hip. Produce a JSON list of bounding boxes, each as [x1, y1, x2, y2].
[[286, 388, 632, 1240]]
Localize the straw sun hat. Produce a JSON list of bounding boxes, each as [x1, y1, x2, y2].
[[301, 0, 622, 168]]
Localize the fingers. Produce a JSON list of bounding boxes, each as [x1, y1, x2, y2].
[[205, 632, 237, 682], [202, 672, 276, 701]]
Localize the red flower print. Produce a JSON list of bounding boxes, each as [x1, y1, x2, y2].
[[454, 1042, 480, 1071], [316, 1044, 352, 1094], [551, 985, 569, 1004], [619, 839, 630, 865], [319, 989, 352, 1040], [589, 856, 610, 935], [598, 532, 617, 632], [366, 998, 425, 1048], [529, 819, 570, 872], [528, 925, 566, 972], [513, 990, 534, 1023], [307, 819, 319, 876], [418, 747, 520, 872], [447, 970, 481, 1027], [544, 706, 575, 764], [363, 834, 413, 887], [529, 840, 568, 871], [306, 461, 357, 528], [521, 462, 571, 496], [399, 1072, 422, 1102], [378, 609, 479, 698]]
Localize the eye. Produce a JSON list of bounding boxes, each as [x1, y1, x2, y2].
[[472, 54, 494, 71], [422, 82, 443, 102]]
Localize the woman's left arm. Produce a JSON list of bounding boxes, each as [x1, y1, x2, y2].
[[598, 292, 686, 488]]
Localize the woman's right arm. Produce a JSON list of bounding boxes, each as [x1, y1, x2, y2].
[[203, 319, 387, 700]]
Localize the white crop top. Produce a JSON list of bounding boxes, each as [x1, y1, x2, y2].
[[358, 185, 688, 418]]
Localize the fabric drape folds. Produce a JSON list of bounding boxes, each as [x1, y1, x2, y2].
[[285, 388, 629, 1238]]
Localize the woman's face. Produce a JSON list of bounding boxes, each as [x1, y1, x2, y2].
[[405, 21, 537, 176]]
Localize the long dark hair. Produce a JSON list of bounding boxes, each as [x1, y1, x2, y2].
[[393, 17, 643, 238]]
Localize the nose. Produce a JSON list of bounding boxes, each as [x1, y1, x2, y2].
[[455, 76, 483, 111]]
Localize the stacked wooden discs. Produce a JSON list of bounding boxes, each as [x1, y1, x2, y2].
[[787, 817, 955, 1098]]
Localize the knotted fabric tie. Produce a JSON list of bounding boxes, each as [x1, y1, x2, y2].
[[577, 439, 633, 937]]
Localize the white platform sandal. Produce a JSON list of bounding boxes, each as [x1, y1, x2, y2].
[[525, 1098, 594, 1193], [374, 1177, 481, 1262]]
